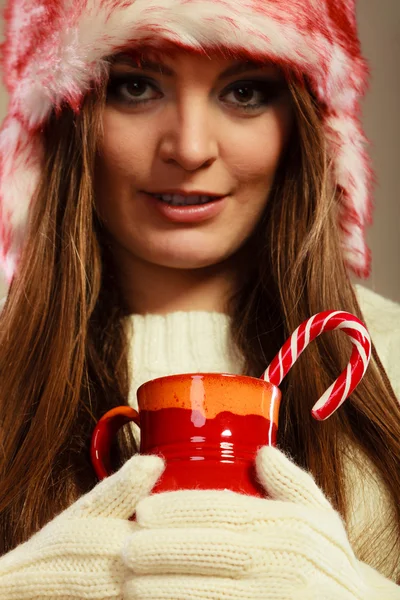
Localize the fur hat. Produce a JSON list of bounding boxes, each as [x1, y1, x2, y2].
[[0, 0, 372, 281]]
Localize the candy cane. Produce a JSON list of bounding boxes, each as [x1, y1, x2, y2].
[[263, 311, 371, 421]]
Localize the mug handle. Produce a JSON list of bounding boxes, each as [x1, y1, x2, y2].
[[91, 406, 140, 480]]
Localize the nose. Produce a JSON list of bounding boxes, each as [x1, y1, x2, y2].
[[158, 98, 218, 171]]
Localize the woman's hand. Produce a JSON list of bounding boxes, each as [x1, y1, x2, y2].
[[122, 446, 400, 600], [0, 453, 164, 599]]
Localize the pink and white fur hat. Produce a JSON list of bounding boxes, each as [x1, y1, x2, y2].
[[0, 0, 372, 282]]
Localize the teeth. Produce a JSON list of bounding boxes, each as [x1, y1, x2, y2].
[[153, 193, 218, 206]]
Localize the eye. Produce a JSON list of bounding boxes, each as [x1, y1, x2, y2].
[[222, 80, 286, 112], [106, 74, 162, 106]]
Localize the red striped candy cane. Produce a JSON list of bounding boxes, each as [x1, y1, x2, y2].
[[263, 311, 371, 421]]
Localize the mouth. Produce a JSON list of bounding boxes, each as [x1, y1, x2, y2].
[[144, 192, 225, 207]]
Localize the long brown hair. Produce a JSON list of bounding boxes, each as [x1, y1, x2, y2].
[[0, 69, 399, 581]]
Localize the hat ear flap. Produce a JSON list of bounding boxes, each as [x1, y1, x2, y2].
[[0, 117, 43, 281], [324, 112, 373, 278]]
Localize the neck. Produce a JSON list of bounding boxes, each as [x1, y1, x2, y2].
[[114, 254, 238, 315]]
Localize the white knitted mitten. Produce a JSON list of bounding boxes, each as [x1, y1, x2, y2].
[[122, 446, 400, 600], [0, 454, 164, 599]]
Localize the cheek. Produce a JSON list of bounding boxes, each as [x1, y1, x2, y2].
[[223, 107, 292, 189], [96, 112, 151, 185]]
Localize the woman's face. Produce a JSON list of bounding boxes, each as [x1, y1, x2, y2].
[[96, 50, 293, 271]]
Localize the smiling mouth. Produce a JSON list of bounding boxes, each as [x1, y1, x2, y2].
[[145, 192, 224, 206]]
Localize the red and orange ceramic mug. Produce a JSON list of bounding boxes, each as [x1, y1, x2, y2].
[[91, 372, 281, 498], [91, 310, 372, 498]]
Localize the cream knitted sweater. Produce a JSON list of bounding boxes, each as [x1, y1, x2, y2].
[[127, 284, 400, 580]]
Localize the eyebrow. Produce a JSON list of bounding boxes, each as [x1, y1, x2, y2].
[[112, 55, 275, 80]]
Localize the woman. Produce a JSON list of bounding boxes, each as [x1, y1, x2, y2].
[[0, 0, 399, 598]]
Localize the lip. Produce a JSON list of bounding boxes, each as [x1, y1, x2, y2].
[[144, 189, 226, 198], [142, 191, 228, 224]]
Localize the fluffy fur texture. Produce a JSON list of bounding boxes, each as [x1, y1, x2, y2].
[[0, 0, 372, 280]]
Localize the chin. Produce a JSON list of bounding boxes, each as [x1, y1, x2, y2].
[[155, 255, 223, 270], [145, 248, 229, 270]]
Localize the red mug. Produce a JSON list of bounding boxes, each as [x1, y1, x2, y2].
[[91, 372, 281, 498]]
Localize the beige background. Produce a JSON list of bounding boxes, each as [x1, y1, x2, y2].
[[0, 1, 398, 302]]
